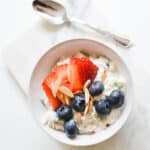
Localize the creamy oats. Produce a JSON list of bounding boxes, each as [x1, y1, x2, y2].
[[41, 52, 126, 136]]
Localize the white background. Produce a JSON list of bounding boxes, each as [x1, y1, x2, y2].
[[0, 0, 150, 149]]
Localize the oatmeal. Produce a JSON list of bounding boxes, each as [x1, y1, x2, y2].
[[41, 52, 126, 138]]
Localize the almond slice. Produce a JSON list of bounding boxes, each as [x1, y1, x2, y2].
[[51, 77, 62, 97], [74, 90, 82, 94], [64, 96, 70, 105], [56, 92, 64, 100], [84, 98, 94, 115], [83, 80, 91, 90], [51, 83, 56, 97], [75, 52, 86, 58], [84, 101, 90, 115], [40, 99, 48, 110], [84, 88, 90, 104], [56, 91, 66, 104], [101, 70, 107, 82], [87, 100, 93, 115], [91, 97, 96, 103], [59, 86, 74, 98], [74, 112, 82, 124]]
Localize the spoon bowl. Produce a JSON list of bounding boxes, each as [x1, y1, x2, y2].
[[33, 0, 67, 25]]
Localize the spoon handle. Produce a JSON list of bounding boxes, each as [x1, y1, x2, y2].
[[69, 17, 132, 48]]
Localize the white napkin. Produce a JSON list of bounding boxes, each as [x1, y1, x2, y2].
[[2, 0, 130, 95]]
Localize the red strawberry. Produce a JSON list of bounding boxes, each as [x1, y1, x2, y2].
[[68, 57, 98, 92], [42, 80, 62, 110], [43, 72, 57, 89], [53, 64, 68, 81], [42, 64, 71, 109], [61, 80, 71, 89], [53, 64, 72, 91], [43, 64, 69, 91]]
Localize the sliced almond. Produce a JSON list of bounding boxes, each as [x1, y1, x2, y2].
[[84, 98, 94, 115], [91, 97, 97, 103], [40, 99, 48, 110], [51, 77, 62, 97], [75, 52, 86, 58], [64, 96, 70, 105], [84, 88, 90, 104], [74, 90, 82, 94], [80, 130, 95, 135], [56, 92, 64, 100], [56, 92, 66, 104], [51, 83, 56, 97], [87, 100, 93, 115], [83, 80, 91, 90], [84, 101, 90, 115], [74, 112, 82, 124], [59, 86, 74, 98], [101, 70, 107, 82]]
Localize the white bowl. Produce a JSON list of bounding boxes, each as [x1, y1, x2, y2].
[[29, 39, 133, 146]]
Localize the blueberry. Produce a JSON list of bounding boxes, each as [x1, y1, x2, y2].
[[108, 90, 124, 108], [94, 98, 111, 116], [89, 81, 104, 96], [72, 93, 85, 112], [64, 119, 78, 139], [106, 63, 110, 67], [56, 105, 73, 121]]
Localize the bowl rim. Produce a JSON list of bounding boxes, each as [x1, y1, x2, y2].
[[28, 38, 133, 146]]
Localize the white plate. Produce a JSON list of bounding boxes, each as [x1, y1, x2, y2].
[[29, 39, 133, 146]]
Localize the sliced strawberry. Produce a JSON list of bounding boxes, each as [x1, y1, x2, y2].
[[61, 80, 71, 89], [43, 72, 57, 88], [43, 64, 69, 92], [53, 64, 68, 81], [42, 64, 70, 109], [53, 63, 72, 93], [42, 82, 62, 110], [68, 57, 99, 92]]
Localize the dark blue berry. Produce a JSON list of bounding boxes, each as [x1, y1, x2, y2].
[[72, 93, 85, 112], [64, 119, 78, 139], [108, 90, 124, 108], [89, 81, 104, 96], [56, 105, 73, 121], [106, 63, 110, 67], [94, 98, 111, 116]]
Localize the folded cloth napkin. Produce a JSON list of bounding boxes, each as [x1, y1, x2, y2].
[[2, 0, 130, 95]]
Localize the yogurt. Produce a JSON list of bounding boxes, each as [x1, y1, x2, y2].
[[41, 54, 126, 134]]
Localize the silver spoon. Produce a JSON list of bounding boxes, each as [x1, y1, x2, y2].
[[32, 0, 132, 48]]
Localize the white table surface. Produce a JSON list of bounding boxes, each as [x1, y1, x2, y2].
[[0, 0, 150, 149]]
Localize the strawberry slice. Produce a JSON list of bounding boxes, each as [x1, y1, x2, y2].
[[42, 64, 71, 110], [68, 57, 98, 92], [53, 64, 68, 81], [61, 80, 71, 89], [53, 64, 71, 90], [42, 81, 62, 110], [43, 72, 57, 89]]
